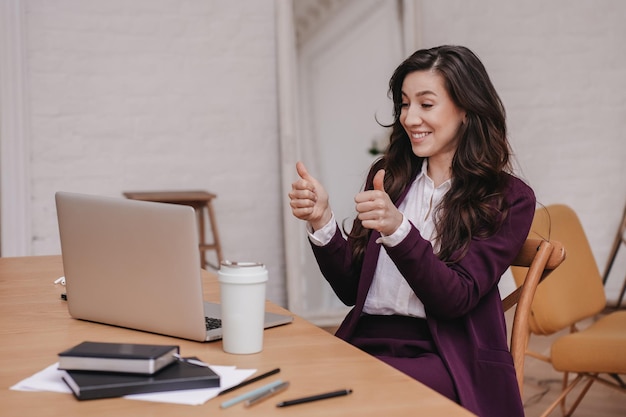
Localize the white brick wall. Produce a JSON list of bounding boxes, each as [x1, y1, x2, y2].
[[22, 0, 287, 305], [5, 0, 626, 310], [421, 0, 626, 286]]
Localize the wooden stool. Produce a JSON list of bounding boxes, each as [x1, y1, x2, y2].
[[123, 190, 224, 270]]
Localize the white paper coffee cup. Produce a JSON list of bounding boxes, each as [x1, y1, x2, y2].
[[218, 261, 268, 354]]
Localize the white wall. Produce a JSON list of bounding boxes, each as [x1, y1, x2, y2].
[[1, 0, 287, 306], [2, 0, 625, 314], [420, 0, 626, 282]]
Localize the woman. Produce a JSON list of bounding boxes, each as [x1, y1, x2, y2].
[[288, 45, 534, 417]]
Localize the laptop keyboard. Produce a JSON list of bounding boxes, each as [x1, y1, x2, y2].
[[205, 317, 222, 331]]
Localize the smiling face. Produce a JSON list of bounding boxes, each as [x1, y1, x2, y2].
[[400, 70, 466, 174]]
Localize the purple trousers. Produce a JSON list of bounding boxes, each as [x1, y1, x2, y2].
[[348, 314, 459, 403]]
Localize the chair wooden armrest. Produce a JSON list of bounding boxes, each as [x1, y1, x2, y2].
[[503, 238, 567, 395], [502, 238, 566, 311]]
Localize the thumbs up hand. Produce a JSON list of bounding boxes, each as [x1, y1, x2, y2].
[[372, 168, 386, 193], [354, 169, 403, 236], [288, 161, 332, 231]]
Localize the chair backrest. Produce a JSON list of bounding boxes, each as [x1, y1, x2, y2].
[[511, 204, 606, 336], [505, 238, 566, 393]]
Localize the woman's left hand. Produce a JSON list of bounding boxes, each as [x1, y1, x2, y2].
[[354, 169, 403, 236]]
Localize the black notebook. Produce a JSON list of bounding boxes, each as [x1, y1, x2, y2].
[[58, 341, 179, 375], [61, 359, 220, 400]]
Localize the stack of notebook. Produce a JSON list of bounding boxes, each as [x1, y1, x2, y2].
[[58, 341, 220, 400]]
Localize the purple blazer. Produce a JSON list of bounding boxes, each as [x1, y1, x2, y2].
[[310, 173, 535, 417]]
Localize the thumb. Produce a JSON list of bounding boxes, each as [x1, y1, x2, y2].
[[296, 161, 313, 181], [373, 169, 386, 192]]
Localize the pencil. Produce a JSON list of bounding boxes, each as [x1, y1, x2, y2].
[[276, 388, 353, 407], [217, 368, 280, 396], [220, 380, 284, 409]]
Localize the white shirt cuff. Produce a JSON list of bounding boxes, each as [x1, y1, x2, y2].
[[307, 213, 337, 246], [375, 215, 410, 247]]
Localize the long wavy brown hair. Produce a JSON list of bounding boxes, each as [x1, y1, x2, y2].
[[348, 45, 512, 267]]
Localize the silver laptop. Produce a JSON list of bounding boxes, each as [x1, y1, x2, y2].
[[55, 191, 292, 342]]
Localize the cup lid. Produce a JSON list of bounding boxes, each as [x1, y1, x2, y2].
[[220, 260, 264, 268], [218, 261, 268, 283]]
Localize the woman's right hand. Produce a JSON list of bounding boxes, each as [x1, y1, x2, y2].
[[288, 161, 332, 231]]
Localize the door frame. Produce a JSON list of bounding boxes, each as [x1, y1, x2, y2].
[[0, 0, 31, 257], [275, 0, 422, 324]]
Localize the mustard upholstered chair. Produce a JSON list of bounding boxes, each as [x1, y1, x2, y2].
[[503, 238, 566, 395], [511, 204, 626, 417]]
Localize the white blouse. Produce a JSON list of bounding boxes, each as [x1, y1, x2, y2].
[[308, 161, 451, 318]]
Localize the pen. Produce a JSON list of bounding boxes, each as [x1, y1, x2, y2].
[[244, 381, 289, 407], [220, 380, 284, 409], [276, 388, 353, 407], [218, 368, 280, 396], [173, 354, 211, 368]]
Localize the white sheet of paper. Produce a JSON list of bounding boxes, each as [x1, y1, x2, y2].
[[10, 362, 256, 406]]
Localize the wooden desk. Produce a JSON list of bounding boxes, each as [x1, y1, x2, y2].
[[0, 256, 475, 417]]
